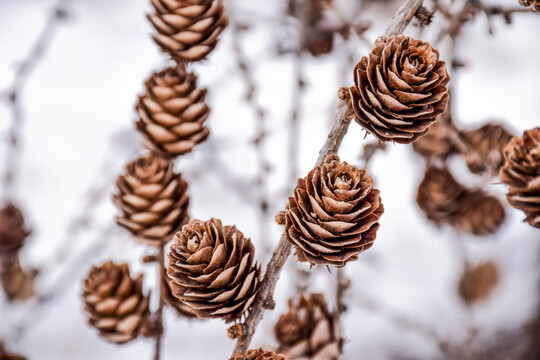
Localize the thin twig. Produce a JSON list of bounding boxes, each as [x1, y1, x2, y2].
[[153, 245, 165, 360], [232, 0, 425, 354], [0, 0, 71, 203]]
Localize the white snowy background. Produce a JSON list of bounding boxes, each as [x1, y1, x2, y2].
[[0, 0, 539, 359]]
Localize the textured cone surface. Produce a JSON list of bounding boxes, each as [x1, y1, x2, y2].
[[349, 35, 449, 144], [148, 0, 228, 62], [500, 127, 540, 229], [160, 267, 197, 318], [285, 154, 383, 267], [458, 262, 499, 304], [230, 348, 286, 360], [114, 153, 190, 246], [82, 261, 150, 344], [0, 204, 30, 258], [0, 345, 26, 360], [167, 218, 261, 322], [462, 123, 514, 175], [275, 293, 342, 360], [412, 111, 457, 158], [519, 0, 540, 11], [136, 66, 210, 157], [455, 191, 505, 236]]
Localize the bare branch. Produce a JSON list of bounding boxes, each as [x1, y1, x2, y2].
[[232, 0, 425, 355]]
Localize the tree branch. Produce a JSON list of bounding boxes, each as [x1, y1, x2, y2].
[[232, 0, 425, 355]]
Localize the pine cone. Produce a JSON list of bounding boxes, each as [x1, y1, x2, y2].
[[455, 192, 505, 236], [275, 293, 342, 360], [148, 0, 228, 62], [458, 261, 499, 304], [114, 153, 190, 246], [519, 0, 540, 12], [82, 261, 150, 344], [230, 348, 286, 360], [500, 127, 540, 229], [416, 167, 466, 226], [0, 345, 26, 360], [0, 204, 30, 258], [136, 66, 210, 157], [0, 259, 35, 302], [285, 154, 383, 267], [462, 123, 514, 175], [412, 112, 457, 159], [167, 218, 260, 322], [349, 35, 449, 144]]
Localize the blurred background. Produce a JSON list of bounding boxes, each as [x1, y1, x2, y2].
[[0, 0, 539, 358]]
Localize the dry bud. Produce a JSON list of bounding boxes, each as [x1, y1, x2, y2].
[[349, 35, 449, 144]]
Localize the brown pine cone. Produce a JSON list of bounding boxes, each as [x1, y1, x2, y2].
[[167, 218, 260, 322], [458, 261, 499, 304], [412, 111, 457, 159], [0, 204, 30, 258], [148, 0, 228, 62], [0, 345, 26, 360], [416, 167, 466, 226], [275, 293, 342, 360], [455, 192, 505, 236], [285, 154, 383, 267], [462, 123, 514, 175], [136, 66, 210, 157], [500, 127, 540, 229], [82, 261, 150, 344], [519, 0, 540, 12], [114, 153, 190, 246], [230, 348, 286, 360], [349, 35, 449, 144]]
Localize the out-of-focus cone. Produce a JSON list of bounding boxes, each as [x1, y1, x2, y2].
[[412, 111, 458, 159], [456, 192, 505, 236], [458, 261, 499, 304], [136, 66, 210, 157], [274, 293, 342, 360], [0, 344, 26, 360], [148, 0, 228, 62], [82, 262, 150, 344], [462, 123, 514, 175]]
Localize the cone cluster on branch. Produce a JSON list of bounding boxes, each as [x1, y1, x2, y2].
[[284, 154, 383, 267], [148, 0, 228, 62], [167, 218, 260, 322], [136, 66, 210, 158], [462, 123, 514, 175], [416, 167, 505, 235], [114, 153, 190, 246], [458, 261, 499, 304], [230, 348, 286, 360], [82, 262, 150, 344], [500, 127, 540, 229], [274, 293, 342, 360], [349, 35, 449, 144], [519, 0, 540, 12]]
